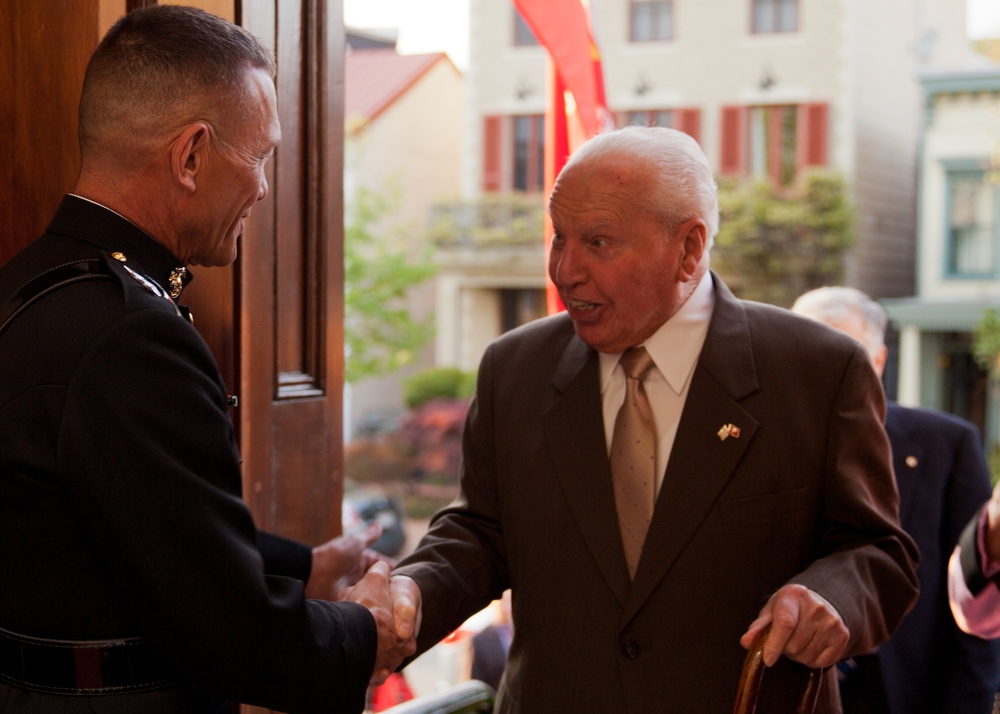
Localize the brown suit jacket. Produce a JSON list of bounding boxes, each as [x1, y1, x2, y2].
[[395, 273, 918, 713]]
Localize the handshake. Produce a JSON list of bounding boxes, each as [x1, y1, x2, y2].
[[341, 563, 421, 684], [305, 522, 422, 684]]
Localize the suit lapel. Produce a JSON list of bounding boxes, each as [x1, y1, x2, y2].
[[623, 273, 762, 623], [543, 336, 632, 607]]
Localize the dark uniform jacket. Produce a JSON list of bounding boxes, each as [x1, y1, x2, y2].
[[0, 196, 375, 713], [395, 273, 919, 713]]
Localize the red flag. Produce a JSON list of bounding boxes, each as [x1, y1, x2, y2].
[[512, 0, 611, 314], [513, 0, 609, 137]]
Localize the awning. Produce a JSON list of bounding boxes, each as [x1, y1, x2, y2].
[[881, 297, 1000, 331]]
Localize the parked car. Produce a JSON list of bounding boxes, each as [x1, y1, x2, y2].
[[342, 480, 406, 558]]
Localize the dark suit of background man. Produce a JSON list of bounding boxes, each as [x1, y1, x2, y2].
[[0, 6, 414, 713], [470, 589, 512, 692], [793, 286, 1000, 714], [385, 126, 919, 713]]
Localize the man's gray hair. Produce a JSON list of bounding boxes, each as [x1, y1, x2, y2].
[[79, 5, 275, 159], [560, 126, 720, 243], [791, 286, 888, 356]]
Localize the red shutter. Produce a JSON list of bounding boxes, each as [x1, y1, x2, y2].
[[768, 106, 784, 184], [676, 108, 701, 144], [482, 115, 502, 191], [798, 103, 828, 168], [720, 105, 745, 176]]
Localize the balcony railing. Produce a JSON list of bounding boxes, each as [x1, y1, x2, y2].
[[379, 680, 495, 714], [428, 195, 545, 249]]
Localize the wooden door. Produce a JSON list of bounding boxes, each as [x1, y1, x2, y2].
[[0, 0, 98, 263]]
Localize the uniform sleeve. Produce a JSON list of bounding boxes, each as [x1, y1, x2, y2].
[[259, 530, 313, 582], [56, 307, 375, 714], [949, 507, 1000, 638]]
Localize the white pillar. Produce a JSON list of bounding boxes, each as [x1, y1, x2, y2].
[[435, 276, 461, 367], [896, 324, 921, 407]]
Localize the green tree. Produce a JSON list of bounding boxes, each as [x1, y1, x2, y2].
[[974, 309, 1000, 375], [344, 183, 437, 383], [973, 309, 1000, 484], [712, 170, 855, 307]]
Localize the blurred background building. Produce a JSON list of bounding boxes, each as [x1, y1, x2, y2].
[[346, 0, 1000, 454]]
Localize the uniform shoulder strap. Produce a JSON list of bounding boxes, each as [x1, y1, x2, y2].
[[0, 259, 114, 338]]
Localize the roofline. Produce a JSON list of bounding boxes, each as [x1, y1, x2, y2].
[[347, 53, 460, 136]]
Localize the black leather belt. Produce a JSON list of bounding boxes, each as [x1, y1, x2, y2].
[[0, 626, 178, 695]]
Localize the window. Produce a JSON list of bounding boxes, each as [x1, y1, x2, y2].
[[947, 171, 997, 277], [482, 115, 545, 193], [720, 103, 827, 184], [500, 289, 546, 333], [630, 0, 673, 42], [752, 0, 797, 33], [749, 105, 797, 185], [514, 11, 539, 46], [620, 108, 701, 143], [624, 110, 675, 127], [513, 115, 545, 191]]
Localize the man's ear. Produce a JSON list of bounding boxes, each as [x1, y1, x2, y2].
[[677, 219, 707, 281], [872, 344, 888, 379], [171, 123, 211, 192]]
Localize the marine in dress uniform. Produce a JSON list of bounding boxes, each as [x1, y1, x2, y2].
[[0, 195, 376, 713]]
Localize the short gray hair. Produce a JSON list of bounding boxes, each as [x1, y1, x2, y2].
[[79, 5, 275, 160], [559, 126, 720, 243], [791, 286, 887, 356]]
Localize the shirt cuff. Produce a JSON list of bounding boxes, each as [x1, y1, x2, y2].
[[978, 509, 1000, 579]]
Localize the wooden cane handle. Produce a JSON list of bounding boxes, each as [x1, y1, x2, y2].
[[732, 623, 823, 714]]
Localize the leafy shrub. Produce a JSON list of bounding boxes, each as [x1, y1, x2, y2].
[[403, 367, 476, 409], [397, 398, 470, 481], [344, 438, 411, 486]]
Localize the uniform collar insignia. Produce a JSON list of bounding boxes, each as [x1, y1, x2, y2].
[[168, 267, 187, 299], [122, 264, 183, 318]]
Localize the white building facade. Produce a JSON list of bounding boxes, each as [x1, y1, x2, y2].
[[884, 67, 1000, 445], [442, 0, 970, 373]]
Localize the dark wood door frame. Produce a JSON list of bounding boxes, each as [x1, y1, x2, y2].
[[237, 0, 347, 544]]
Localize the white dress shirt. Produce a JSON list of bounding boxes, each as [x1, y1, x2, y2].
[[599, 272, 715, 495]]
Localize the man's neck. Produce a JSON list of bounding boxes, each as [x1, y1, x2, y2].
[[74, 172, 182, 262]]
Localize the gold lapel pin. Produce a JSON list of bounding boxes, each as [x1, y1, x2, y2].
[[717, 423, 741, 441], [905, 455, 918, 468]]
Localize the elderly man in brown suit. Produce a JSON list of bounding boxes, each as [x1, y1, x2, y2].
[[389, 126, 919, 712]]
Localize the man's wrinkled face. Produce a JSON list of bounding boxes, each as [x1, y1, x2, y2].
[[547, 156, 689, 354], [189, 68, 281, 267]]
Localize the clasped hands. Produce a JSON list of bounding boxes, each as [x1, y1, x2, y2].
[[739, 583, 849, 670], [339, 565, 421, 684], [305, 523, 422, 684]]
